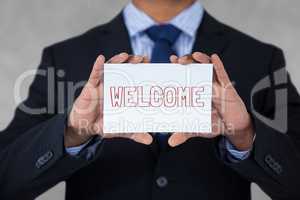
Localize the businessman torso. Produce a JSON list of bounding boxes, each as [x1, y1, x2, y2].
[[1, 6, 293, 199], [51, 12, 273, 200]]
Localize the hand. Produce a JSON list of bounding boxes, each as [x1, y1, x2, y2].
[[168, 52, 254, 151], [65, 53, 153, 147]]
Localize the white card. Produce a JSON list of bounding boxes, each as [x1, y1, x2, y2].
[[103, 63, 213, 133]]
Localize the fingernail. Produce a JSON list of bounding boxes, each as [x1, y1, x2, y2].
[[119, 52, 128, 58], [132, 56, 142, 63], [194, 52, 202, 56], [168, 137, 177, 147], [211, 54, 218, 59], [98, 55, 105, 61], [178, 57, 184, 63]]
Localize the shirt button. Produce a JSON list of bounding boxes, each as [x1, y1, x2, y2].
[[156, 176, 168, 188]]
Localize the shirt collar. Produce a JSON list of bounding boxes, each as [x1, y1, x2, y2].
[[123, 1, 204, 38]]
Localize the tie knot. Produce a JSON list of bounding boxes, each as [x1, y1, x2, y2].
[[145, 24, 181, 45]]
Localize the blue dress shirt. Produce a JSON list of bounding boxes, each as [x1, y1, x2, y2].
[[66, 1, 252, 161]]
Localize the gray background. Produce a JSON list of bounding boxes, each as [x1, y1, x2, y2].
[[1, 0, 299, 199]]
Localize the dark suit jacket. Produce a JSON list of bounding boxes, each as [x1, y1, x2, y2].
[[1, 11, 300, 200]]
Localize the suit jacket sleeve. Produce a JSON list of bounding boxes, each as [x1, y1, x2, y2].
[[0, 47, 103, 199], [218, 47, 300, 199]]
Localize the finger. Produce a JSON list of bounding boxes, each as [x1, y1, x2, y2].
[[128, 55, 144, 64], [142, 56, 150, 63], [168, 132, 189, 147], [130, 133, 153, 145], [87, 55, 105, 87], [99, 82, 104, 103], [211, 54, 231, 86], [170, 55, 178, 63], [107, 52, 129, 64], [192, 52, 211, 63], [178, 55, 194, 65]]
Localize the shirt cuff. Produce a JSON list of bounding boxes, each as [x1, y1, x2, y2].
[[225, 138, 251, 161], [65, 138, 92, 156]]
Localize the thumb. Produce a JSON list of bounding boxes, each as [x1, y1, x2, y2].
[[168, 133, 189, 147], [211, 54, 231, 87], [131, 133, 153, 145], [88, 55, 105, 87]]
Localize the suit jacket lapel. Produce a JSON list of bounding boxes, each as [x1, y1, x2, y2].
[[97, 13, 133, 58], [192, 11, 229, 56]]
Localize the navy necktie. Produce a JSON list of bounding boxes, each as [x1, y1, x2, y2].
[[145, 24, 181, 149], [146, 24, 181, 63]]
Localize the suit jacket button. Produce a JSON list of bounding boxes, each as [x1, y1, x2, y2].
[[36, 151, 54, 169], [264, 155, 275, 167], [264, 154, 283, 174], [264, 154, 273, 164], [156, 176, 168, 188]]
